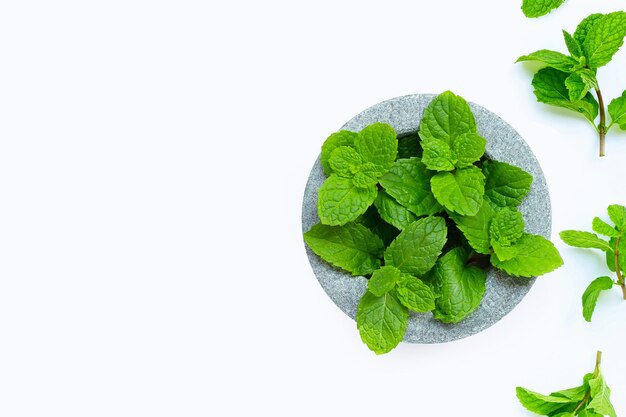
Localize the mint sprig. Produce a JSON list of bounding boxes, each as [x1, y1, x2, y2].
[[560, 204, 626, 321], [304, 91, 563, 354], [521, 0, 566, 18], [516, 12, 626, 156], [516, 351, 616, 417]]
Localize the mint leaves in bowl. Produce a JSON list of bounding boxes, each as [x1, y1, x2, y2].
[[302, 92, 563, 354]]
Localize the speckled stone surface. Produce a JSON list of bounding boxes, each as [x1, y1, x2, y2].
[[301, 94, 551, 344]]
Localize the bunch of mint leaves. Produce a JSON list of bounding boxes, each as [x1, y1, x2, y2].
[[560, 204, 626, 321], [304, 91, 563, 354], [516, 11, 626, 156], [521, 0, 567, 18], [517, 351, 616, 417]]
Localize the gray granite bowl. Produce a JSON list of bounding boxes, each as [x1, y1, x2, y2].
[[302, 93, 551, 344]]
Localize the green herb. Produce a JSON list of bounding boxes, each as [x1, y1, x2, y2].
[[516, 12, 626, 156], [560, 204, 626, 321], [516, 351, 616, 417], [304, 91, 563, 354], [521, 0, 566, 18]]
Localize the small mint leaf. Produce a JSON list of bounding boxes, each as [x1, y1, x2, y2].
[[317, 175, 377, 226], [431, 166, 485, 216], [483, 160, 533, 208], [563, 30, 583, 58], [354, 123, 397, 174], [592, 217, 620, 238], [491, 234, 563, 277], [451, 133, 486, 168], [516, 49, 578, 72], [607, 204, 626, 230], [608, 90, 626, 130], [328, 146, 362, 178], [321, 130, 357, 175], [516, 387, 575, 415], [356, 291, 408, 355], [587, 371, 616, 417], [565, 69, 598, 102], [490, 208, 525, 246], [421, 139, 455, 172], [419, 91, 476, 146], [582, 276, 614, 322], [396, 275, 436, 313], [368, 266, 402, 297], [521, 0, 566, 18], [582, 11, 626, 69], [560, 230, 613, 252]]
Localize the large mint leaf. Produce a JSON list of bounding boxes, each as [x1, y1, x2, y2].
[[321, 130, 357, 175], [303, 223, 384, 276], [587, 372, 616, 417], [384, 216, 447, 276], [491, 234, 563, 277], [379, 158, 442, 216], [516, 49, 579, 72], [356, 291, 408, 355], [574, 14, 604, 46], [354, 123, 397, 174], [565, 69, 598, 102], [328, 146, 362, 178], [317, 175, 377, 225], [421, 139, 454, 172], [608, 90, 626, 130], [431, 166, 485, 216], [368, 266, 401, 297], [563, 30, 583, 58], [521, 0, 566, 18], [449, 200, 495, 255], [560, 230, 613, 252], [396, 275, 436, 313], [451, 133, 486, 168], [374, 190, 417, 230], [418, 91, 476, 146], [432, 248, 486, 324], [582, 276, 614, 322], [482, 160, 533, 208], [582, 11, 626, 69], [532, 67, 599, 124], [516, 387, 576, 415]]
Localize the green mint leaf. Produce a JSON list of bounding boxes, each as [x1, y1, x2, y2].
[[482, 160, 533, 208], [328, 146, 363, 178], [551, 384, 588, 402], [490, 208, 525, 246], [491, 234, 563, 277], [368, 266, 402, 297], [354, 123, 398, 174], [516, 49, 579, 72], [451, 133, 486, 168], [516, 387, 575, 415], [356, 291, 408, 355], [605, 235, 626, 273], [374, 190, 417, 230], [587, 372, 617, 417], [303, 223, 384, 276], [397, 132, 421, 159], [431, 166, 485, 216], [582, 11, 626, 69], [563, 30, 583, 58], [418, 91, 476, 146], [357, 206, 400, 247], [321, 130, 357, 175], [592, 217, 620, 238], [565, 69, 598, 102], [384, 216, 447, 275], [607, 204, 626, 230], [560, 230, 613, 252], [521, 0, 566, 18], [577, 409, 603, 417], [492, 241, 518, 262], [396, 275, 436, 313], [352, 170, 379, 189], [317, 175, 377, 225], [421, 139, 455, 171], [608, 90, 626, 130], [432, 248, 486, 323], [531, 67, 599, 124], [574, 14, 604, 46], [449, 201, 496, 255], [379, 158, 442, 216], [582, 276, 614, 322]]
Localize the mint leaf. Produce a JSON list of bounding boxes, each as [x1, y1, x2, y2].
[[560, 230, 613, 252], [384, 216, 447, 276], [582, 11, 626, 69], [551, 384, 588, 402], [565, 69, 598, 102], [582, 276, 614, 322], [354, 123, 398, 175], [317, 175, 377, 226], [587, 372, 616, 417], [608, 90, 626, 130], [396, 275, 436, 312], [592, 217, 620, 238], [521, 0, 566, 18], [356, 291, 408, 355], [368, 266, 402, 297], [449, 200, 495, 255], [451, 133, 486, 168], [303, 223, 384, 276], [578, 410, 603, 417], [328, 146, 363, 178], [490, 208, 525, 246], [516, 49, 579, 72], [379, 158, 442, 216], [574, 14, 604, 46], [531, 67, 599, 124], [515, 387, 575, 415], [491, 234, 563, 277], [419, 91, 476, 145], [432, 248, 486, 323], [431, 167, 485, 216], [607, 204, 626, 230], [421, 139, 454, 171], [482, 160, 533, 208], [321, 130, 357, 175], [374, 190, 417, 230], [563, 30, 583, 58]]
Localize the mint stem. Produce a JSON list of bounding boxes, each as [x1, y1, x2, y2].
[[595, 350, 602, 374], [596, 87, 606, 157], [614, 235, 626, 299]]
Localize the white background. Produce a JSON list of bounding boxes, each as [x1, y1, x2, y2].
[[1, 0, 626, 416]]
